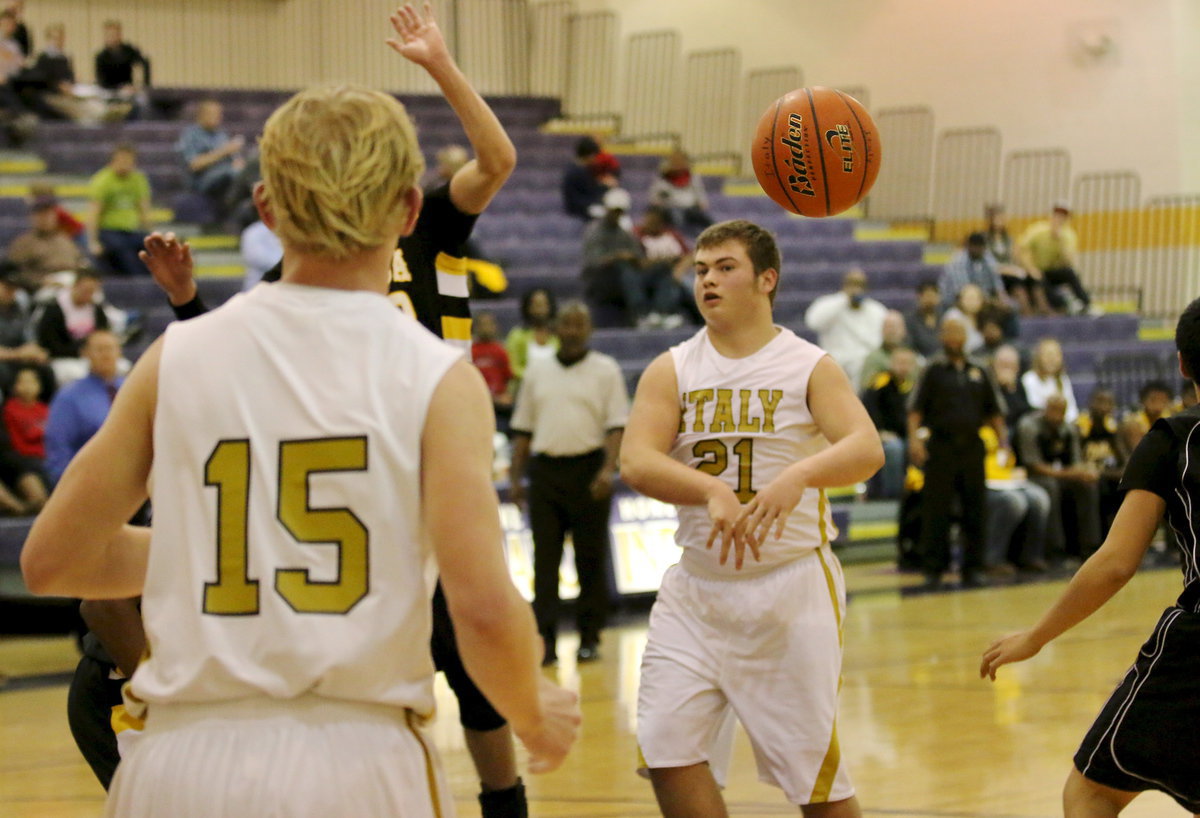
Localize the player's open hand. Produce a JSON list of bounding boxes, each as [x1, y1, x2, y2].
[[518, 675, 581, 774], [705, 484, 755, 569], [980, 630, 1042, 681], [140, 232, 196, 306], [736, 474, 804, 554], [386, 3, 451, 69]]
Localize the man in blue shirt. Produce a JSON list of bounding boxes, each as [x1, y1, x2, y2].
[[45, 329, 122, 482], [175, 99, 244, 209]]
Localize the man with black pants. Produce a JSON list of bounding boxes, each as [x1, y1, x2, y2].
[[509, 302, 628, 664], [909, 316, 1007, 590], [70, 7, 533, 816]]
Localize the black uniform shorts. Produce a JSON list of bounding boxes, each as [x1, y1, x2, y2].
[[430, 583, 507, 732], [1073, 606, 1200, 812]]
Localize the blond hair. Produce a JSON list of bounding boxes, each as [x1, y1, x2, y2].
[[258, 84, 424, 260]]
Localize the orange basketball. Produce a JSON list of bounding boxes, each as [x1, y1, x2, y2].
[[751, 86, 881, 218]]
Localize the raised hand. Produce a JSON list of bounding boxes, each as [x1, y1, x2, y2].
[[140, 232, 196, 306], [386, 3, 451, 69]]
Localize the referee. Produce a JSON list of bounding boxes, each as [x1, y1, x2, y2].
[[908, 316, 1006, 590]]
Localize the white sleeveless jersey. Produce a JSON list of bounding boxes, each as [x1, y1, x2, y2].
[[669, 326, 836, 578], [131, 282, 462, 715]]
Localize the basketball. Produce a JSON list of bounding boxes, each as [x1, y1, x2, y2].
[[752, 86, 881, 218]]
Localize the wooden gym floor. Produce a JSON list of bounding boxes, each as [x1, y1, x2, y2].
[[1, 563, 1192, 817]]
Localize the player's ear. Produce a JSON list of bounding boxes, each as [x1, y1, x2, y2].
[[1179, 351, 1193, 381], [757, 267, 779, 297], [252, 182, 275, 230], [396, 186, 423, 239]]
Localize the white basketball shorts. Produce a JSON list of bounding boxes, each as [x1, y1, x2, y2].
[[106, 695, 453, 818], [637, 544, 854, 805]]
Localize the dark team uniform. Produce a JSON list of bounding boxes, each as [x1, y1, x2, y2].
[[1073, 406, 1200, 811]]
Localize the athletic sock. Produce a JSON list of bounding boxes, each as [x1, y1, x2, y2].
[[478, 778, 527, 818]]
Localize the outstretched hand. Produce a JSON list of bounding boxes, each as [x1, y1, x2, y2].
[[386, 3, 452, 69], [140, 232, 196, 306]]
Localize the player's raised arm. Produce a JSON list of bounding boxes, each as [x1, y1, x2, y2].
[[387, 3, 516, 215], [421, 358, 579, 772], [981, 488, 1164, 680], [21, 341, 163, 599]]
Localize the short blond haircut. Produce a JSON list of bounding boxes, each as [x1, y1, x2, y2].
[[258, 84, 424, 260]]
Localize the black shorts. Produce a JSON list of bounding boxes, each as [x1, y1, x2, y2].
[[1074, 606, 1200, 812], [430, 583, 507, 733]]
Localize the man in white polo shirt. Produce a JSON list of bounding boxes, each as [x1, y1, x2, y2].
[[509, 301, 629, 665]]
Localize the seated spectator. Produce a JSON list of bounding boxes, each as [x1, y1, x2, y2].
[[28, 182, 87, 253], [240, 219, 282, 291], [471, 311, 514, 428], [0, 269, 52, 393], [861, 345, 916, 499], [1021, 337, 1079, 422], [5, 193, 85, 288], [1127, 379, 1174, 435], [1016, 394, 1102, 564], [648, 149, 712, 233], [974, 306, 1028, 369], [176, 99, 246, 215], [561, 136, 611, 222], [990, 344, 1031, 436], [44, 328, 123, 484], [6, 0, 27, 56], [804, 267, 887, 386], [1016, 200, 1097, 315], [904, 279, 942, 358], [939, 231, 1017, 334], [506, 287, 558, 385], [87, 143, 151, 276], [980, 424, 1049, 576], [1077, 388, 1127, 533], [0, 9, 32, 140], [20, 23, 101, 123], [941, 283, 986, 355], [93, 19, 149, 114], [859, 309, 910, 390], [0, 416, 46, 514], [582, 188, 680, 329], [985, 204, 1047, 314], [633, 206, 692, 326], [35, 269, 111, 385], [3, 364, 45, 460]]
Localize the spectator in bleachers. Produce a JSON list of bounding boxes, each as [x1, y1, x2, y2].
[[561, 135, 611, 222], [86, 143, 151, 276], [634, 206, 694, 326], [648, 149, 712, 234], [805, 266, 887, 387], [94, 20, 149, 101], [20, 23, 76, 121], [862, 344, 916, 499], [582, 187, 680, 329], [1021, 337, 1080, 423], [28, 182, 86, 251], [0, 270, 51, 395], [904, 279, 942, 359], [5, 193, 85, 286], [35, 269, 111, 384], [980, 424, 1049, 577], [240, 219, 282, 291], [991, 344, 1032, 437], [1077, 388, 1126, 533], [941, 283, 987, 355], [1015, 393, 1102, 564], [506, 287, 558, 384], [1127, 379, 1174, 435], [859, 309, 910, 390], [0, 418, 46, 514], [940, 231, 1018, 337], [176, 99, 246, 216], [986, 204, 1049, 316], [471, 310, 514, 428], [974, 306, 1023, 369], [1016, 200, 1097, 315], [5, 0, 26, 55], [0, 9, 31, 136], [44, 328, 122, 484], [3, 365, 45, 460]]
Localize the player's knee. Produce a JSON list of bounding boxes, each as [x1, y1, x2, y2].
[[1062, 768, 1130, 817]]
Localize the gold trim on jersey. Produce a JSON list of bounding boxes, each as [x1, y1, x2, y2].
[[406, 709, 445, 818], [816, 489, 830, 547]]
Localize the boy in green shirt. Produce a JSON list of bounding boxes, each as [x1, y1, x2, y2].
[[87, 143, 151, 275]]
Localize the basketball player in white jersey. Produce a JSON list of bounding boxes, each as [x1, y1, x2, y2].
[[621, 220, 883, 818], [21, 82, 578, 817]]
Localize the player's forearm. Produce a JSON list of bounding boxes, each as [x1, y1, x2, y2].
[[1026, 552, 1133, 649], [620, 445, 725, 506], [450, 590, 544, 734], [23, 522, 149, 599], [786, 427, 884, 489], [424, 56, 516, 178], [80, 597, 145, 677]]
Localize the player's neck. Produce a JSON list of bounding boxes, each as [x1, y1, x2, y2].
[[705, 310, 777, 359], [278, 242, 395, 294]]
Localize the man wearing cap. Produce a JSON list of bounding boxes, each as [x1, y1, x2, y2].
[[5, 193, 85, 287], [1016, 201, 1095, 315], [581, 187, 681, 328], [805, 267, 888, 387]]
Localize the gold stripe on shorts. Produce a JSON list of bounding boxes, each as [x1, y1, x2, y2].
[[817, 489, 829, 545], [406, 710, 444, 818], [808, 717, 841, 803]]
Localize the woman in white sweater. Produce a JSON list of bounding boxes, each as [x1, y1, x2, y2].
[[1021, 337, 1079, 422]]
